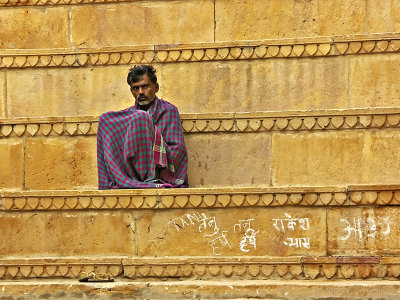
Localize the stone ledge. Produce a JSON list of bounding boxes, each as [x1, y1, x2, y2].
[[2, 280, 400, 299], [1, 256, 400, 281], [2, 185, 400, 210], [0, 0, 141, 6], [1, 108, 400, 138], [0, 34, 399, 68]]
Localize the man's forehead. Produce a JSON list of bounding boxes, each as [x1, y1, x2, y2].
[[131, 74, 152, 86]]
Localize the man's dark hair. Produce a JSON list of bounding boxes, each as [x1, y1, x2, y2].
[[127, 65, 157, 85]]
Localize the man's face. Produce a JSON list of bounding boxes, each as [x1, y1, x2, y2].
[[130, 73, 159, 106]]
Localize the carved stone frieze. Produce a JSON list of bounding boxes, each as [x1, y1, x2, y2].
[[0, 258, 122, 279], [1, 186, 400, 210], [0, 0, 136, 6], [0, 35, 399, 68], [1, 109, 400, 138], [0, 256, 399, 280]]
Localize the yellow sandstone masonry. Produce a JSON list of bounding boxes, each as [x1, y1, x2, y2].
[[7, 56, 350, 116], [215, 0, 365, 41], [0, 139, 24, 189], [159, 59, 348, 113], [366, 0, 400, 33], [349, 53, 400, 108], [0, 7, 69, 49], [7, 67, 133, 117], [185, 133, 271, 187], [2, 280, 400, 299], [71, 1, 214, 48], [25, 137, 97, 190], [22, 133, 270, 190], [272, 130, 400, 186], [0, 211, 135, 257], [136, 207, 326, 257], [327, 207, 400, 255], [0, 71, 5, 117]]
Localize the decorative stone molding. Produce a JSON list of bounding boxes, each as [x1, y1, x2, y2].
[[0, 35, 399, 68], [0, 258, 122, 279], [0, 0, 136, 6], [123, 256, 393, 280], [348, 185, 400, 205], [0, 256, 399, 280], [1, 185, 400, 210], [1, 108, 400, 138]]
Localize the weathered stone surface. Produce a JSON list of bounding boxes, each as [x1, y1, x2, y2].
[[136, 207, 326, 257], [23, 133, 269, 189], [158, 58, 348, 113], [71, 1, 214, 48], [7, 67, 133, 118], [349, 53, 400, 108], [272, 130, 400, 186], [0, 139, 24, 189], [0, 71, 5, 117], [327, 207, 400, 255], [7, 57, 349, 116], [0, 212, 135, 257], [367, 0, 400, 33], [25, 137, 97, 190], [2, 279, 400, 299], [215, 0, 365, 41], [0, 7, 69, 49], [185, 133, 271, 187]]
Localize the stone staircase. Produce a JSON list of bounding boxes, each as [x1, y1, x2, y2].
[[1, 0, 400, 298]]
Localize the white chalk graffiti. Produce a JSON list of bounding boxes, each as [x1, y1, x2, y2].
[[340, 216, 390, 241], [272, 213, 310, 233], [283, 237, 310, 249], [168, 212, 231, 255], [233, 219, 260, 253], [209, 231, 231, 255], [272, 213, 311, 249]]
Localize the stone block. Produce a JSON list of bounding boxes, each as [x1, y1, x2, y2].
[[185, 133, 270, 187], [315, 0, 366, 36], [71, 1, 214, 48], [0, 139, 24, 189], [349, 53, 400, 108], [367, 0, 400, 33], [272, 130, 400, 186], [0, 211, 135, 257], [327, 207, 400, 255], [8, 56, 348, 116], [215, 0, 365, 41], [136, 207, 326, 256], [7, 66, 133, 117], [0, 71, 5, 117], [0, 7, 69, 49], [25, 137, 97, 190], [158, 57, 348, 113]]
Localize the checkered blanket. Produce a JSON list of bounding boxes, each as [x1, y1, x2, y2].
[[97, 98, 188, 189]]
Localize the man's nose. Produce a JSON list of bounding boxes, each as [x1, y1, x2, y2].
[[138, 87, 145, 94]]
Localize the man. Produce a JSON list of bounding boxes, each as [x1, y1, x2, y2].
[[97, 65, 188, 189]]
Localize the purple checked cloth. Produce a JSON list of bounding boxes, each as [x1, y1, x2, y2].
[[97, 97, 188, 189]]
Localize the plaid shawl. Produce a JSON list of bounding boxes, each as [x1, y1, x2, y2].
[[97, 97, 188, 189]]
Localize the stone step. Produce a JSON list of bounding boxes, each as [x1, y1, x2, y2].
[[1, 109, 400, 190], [1, 34, 399, 117], [1, 279, 400, 299], [1, 0, 396, 49], [1, 186, 399, 258]]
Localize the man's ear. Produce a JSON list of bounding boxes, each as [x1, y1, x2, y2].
[[155, 83, 159, 92]]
